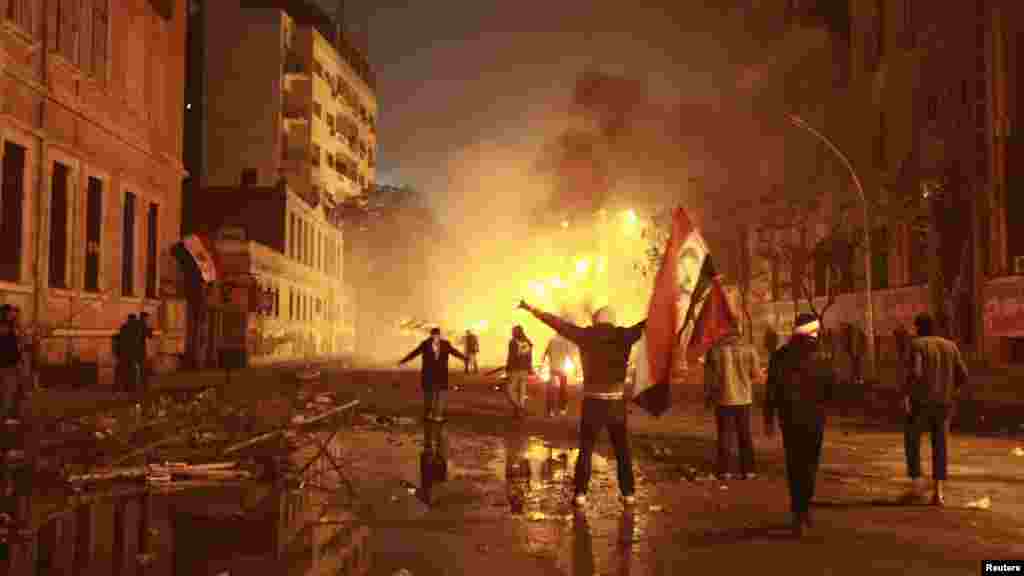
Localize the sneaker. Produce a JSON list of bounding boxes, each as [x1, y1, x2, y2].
[[931, 493, 945, 507], [573, 493, 587, 507], [621, 495, 636, 506]]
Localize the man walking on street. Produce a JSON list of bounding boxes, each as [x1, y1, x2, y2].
[[519, 300, 645, 507], [399, 328, 468, 453], [902, 313, 968, 507], [544, 328, 576, 417], [705, 328, 761, 480], [764, 313, 837, 536], [464, 330, 480, 374]]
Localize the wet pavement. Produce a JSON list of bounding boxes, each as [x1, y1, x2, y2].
[[336, 371, 1024, 576]]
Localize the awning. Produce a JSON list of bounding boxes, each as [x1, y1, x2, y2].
[[173, 234, 219, 283]]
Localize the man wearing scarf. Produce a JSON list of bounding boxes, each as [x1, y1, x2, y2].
[[764, 312, 837, 536]]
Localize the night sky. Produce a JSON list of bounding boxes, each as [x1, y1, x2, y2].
[[344, 2, 766, 199]]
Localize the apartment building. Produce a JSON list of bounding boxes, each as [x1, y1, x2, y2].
[[0, 0, 188, 387], [185, 0, 376, 362]]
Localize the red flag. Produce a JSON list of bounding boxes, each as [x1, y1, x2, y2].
[[632, 208, 688, 417], [686, 260, 740, 362]]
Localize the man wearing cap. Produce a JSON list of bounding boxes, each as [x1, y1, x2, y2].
[[518, 300, 645, 507], [764, 312, 837, 536]]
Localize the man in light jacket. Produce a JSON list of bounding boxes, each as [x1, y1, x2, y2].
[[705, 329, 761, 480], [902, 313, 968, 507]]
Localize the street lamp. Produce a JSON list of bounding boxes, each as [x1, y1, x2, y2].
[[787, 114, 876, 380]]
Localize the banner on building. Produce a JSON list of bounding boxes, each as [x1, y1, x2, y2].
[[984, 278, 1024, 338]]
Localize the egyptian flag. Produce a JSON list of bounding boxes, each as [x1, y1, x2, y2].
[[173, 234, 218, 284], [632, 210, 738, 417]]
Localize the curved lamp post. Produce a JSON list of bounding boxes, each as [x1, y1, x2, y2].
[[787, 114, 876, 380]]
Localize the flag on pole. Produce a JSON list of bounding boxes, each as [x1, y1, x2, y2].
[[632, 212, 739, 417]]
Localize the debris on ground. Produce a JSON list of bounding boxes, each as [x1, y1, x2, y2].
[[966, 496, 992, 510]]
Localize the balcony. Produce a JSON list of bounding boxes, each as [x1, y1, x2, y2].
[[283, 50, 309, 78], [282, 80, 311, 128]]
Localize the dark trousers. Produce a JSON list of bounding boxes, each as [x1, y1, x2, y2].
[[574, 397, 634, 496], [715, 404, 755, 476], [780, 412, 825, 516], [118, 360, 142, 393], [905, 401, 950, 481], [547, 372, 568, 414]]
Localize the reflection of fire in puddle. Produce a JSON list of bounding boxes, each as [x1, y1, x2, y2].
[[495, 434, 616, 516], [492, 435, 609, 483]]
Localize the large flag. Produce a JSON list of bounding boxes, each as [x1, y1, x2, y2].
[[173, 234, 218, 283], [632, 211, 739, 417]]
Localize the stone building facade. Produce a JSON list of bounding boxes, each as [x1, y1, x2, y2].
[[0, 0, 189, 387]]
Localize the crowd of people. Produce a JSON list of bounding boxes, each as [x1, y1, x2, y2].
[[397, 204, 968, 538]]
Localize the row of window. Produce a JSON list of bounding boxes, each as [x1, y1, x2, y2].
[[3, 1, 111, 80], [287, 211, 342, 278], [0, 141, 159, 298], [312, 58, 376, 129], [256, 285, 341, 325], [309, 143, 368, 187], [312, 101, 376, 166]]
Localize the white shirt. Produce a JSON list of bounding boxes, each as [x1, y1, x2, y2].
[[431, 339, 440, 358]]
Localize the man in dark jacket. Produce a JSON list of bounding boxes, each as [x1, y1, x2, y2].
[[519, 300, 645, 507], [399, 328, 468, 451], [115, 314, 144, 393], [464, 330, 480, 374], [764, 313, 837, 536], [902, 313, 968, 506]]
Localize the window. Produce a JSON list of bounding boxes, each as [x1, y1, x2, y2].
[[311, 144, 320, 167], [89, 1, 106, 77], [876, 111, 887, 168], [6, 0, 32, 33], [875, 0, 885, 66], [903, 0, 915, 49], [146, 203, 158, 298], [122, 192, 136, 296], [908, 226, 928, 285], [49, 163, 71, 288], [289, 213, 297, 259], [313, 101, 322, 119], [274, 289, 280, 317], [84, 177, 102, 292], [871, 227, 889, 290], [74, 505, 92, 569], [0, 142, 26, 282], [289, 290, 294, 320]]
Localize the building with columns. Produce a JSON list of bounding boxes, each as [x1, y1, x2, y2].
[[0, 0, 189, 387]]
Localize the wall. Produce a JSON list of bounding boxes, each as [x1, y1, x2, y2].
[[201, 2, 284, 188]]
